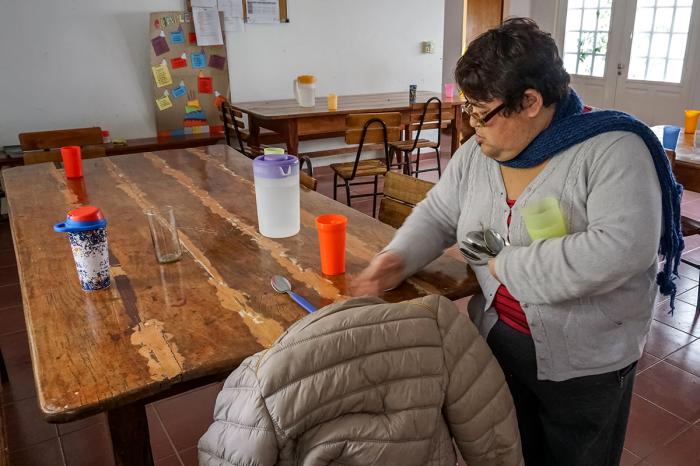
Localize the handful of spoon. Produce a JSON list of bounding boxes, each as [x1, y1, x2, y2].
[[460, 229, 509, 266]]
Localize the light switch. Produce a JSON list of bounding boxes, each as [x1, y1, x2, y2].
[[422, 41, 435, 54]]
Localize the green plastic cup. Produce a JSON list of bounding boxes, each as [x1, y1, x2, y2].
[[521, 197, 568, 241]]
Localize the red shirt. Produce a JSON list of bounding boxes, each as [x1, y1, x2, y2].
[[493, 199, 531, 335]]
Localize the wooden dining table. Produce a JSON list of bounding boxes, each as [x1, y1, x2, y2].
[[230, 91, 466, 157], [651, 125, 700, 191], [2, 145, 478, 465]]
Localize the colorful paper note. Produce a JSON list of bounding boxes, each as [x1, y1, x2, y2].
[[171, 56, 187, 69], [198, 72, 213, 94], [188, 32, 197, 44], [187, 98, 201, 109], [151, 34, 170, 56], [156, 91, 173, 111], [152, 60, 173, 88], [172, 81, 187, 98], [191, 51, 206, 69], [208, 54, 226, 70], [213, 90, 226, 108], [170, 26, 185, 44]]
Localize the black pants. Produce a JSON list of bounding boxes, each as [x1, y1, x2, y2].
[[487, 320, 636, 466]]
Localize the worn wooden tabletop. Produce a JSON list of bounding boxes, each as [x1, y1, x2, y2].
[[3, 145, 478, 423], [230, 91, 466, 119]]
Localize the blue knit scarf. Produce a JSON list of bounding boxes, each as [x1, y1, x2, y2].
[[502, 89, 684, 310]]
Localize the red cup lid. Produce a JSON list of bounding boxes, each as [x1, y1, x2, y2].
[[67, 206, 104, 223], [101, 130, 110, 137]]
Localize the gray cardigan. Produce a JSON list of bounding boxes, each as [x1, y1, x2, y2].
[[385, 132, 662, 381]]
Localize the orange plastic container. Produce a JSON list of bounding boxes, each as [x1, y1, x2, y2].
[[60, 146, 83, 179], [685, 110, 700, 134], [316, 214, 347, 275]]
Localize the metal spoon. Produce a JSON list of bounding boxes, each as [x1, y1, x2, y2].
[[484, 229, 508, 255], [271, 275, 316, 313], [464, 231, 493, 256], [459, 247, 489, 266]]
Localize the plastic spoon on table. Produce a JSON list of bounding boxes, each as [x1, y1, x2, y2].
[[270, 275, 317, 313]]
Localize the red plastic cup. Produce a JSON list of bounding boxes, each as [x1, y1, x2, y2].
[[61, 146, 83, 179], [316, 214, 347, 275]]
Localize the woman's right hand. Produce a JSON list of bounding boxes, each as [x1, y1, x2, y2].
[[349, 251, 406, 297]]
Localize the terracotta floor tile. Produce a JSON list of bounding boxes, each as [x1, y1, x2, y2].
[[676, 261, 700, 281], [666, 339, 700, 378], [677, 286, 699, 308], [637, 352, 661, 373], [0, 283, 21, 310], [654, 299, 700, 337], [155, 382, 221, 451], [61, 421, 114, 466], [642, 321, 697, 359], [8, 437, 64, 466], [623, 394, 689, 458], [4, 397, 58, 452], [0, 331, 31, 366], [0, 265, 18, 286], [57, 412, 104, 436], [2, 361, 37, 403], [0, 305, 25, 336], [682, 190, 700, 203], [178, 446, 198, 466], [634, 362, 700, 422], [147, 404, 177, 461], [643, 423, 700, 466], [681, 202, 700, 220], [155, 455, 183, 466], [620, 448, 641, 466]]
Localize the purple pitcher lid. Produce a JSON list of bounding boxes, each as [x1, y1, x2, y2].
[[253, 154, 299, 179]]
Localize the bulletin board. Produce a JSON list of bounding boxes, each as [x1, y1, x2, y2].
[[149, 11, 229, 137]]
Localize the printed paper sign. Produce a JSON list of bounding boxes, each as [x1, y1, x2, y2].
[[152, 61, 173, 88], [170, 26, 185, 44], [151, 35, 170, 56], [198, 73, 213, 94], [172, 81, 187, 98], [208, 54, 226, 70], [191, 51, 206, 69], [156, 93, 173, 111]]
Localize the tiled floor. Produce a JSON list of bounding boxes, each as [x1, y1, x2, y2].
[[1, 149, 699, 465]]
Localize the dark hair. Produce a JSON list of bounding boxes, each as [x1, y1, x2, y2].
[[455, 18, 570, 115]]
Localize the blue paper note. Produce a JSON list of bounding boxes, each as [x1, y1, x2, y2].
[[170, 30, 185, 44], [191, 52, 206, 69], [171, 83, 187, 98]]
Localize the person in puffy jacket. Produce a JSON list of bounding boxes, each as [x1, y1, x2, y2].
[[198, 295, 523, 466]]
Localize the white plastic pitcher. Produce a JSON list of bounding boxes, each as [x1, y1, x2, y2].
[[294, 75, 316, 107], [253, 154, 300, 238]]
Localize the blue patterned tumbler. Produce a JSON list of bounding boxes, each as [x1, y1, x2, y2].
[[54, 206, 111, 291]]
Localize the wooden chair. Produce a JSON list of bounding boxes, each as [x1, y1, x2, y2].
[[389, 97, 451, 178], [331, 113, 402, 217], [378, 172, 434, 228], [299, 156, 318, 191], [23, 146, 106, 165], [19, 127, 106, 165], [220, 101, 284, 158]]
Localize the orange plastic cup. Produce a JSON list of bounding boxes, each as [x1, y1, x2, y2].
[[60, 146, 83, 179], [316, 214, 347, 275], [685, 110, 700, 134]]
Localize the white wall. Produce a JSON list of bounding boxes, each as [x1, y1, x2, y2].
[[0, 0, 445, 147]]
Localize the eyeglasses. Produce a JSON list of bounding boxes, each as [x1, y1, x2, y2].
[[464, 102, 505, 127]]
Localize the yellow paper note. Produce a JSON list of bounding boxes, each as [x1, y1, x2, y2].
[[152, 63, 173, 88], [156, 94, 173, 111], [186, 99, 201, 109]]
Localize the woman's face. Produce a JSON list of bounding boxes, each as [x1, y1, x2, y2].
[[466, 90, 552, 162]]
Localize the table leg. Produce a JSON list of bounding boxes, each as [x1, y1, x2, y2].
[[107, 403, 154, 466], [451, 104, 463, 155], [249, 116, 261, 156], [285, 119, 300, 155]]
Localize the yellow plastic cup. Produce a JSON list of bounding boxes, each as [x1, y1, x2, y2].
[[684, 110, 700, 134], [327, 93, 338, 111], [521, 197, 568, 241]]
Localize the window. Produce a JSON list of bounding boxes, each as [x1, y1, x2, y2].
[[628, 0, 694, 83], [562, 0, 612, 77]]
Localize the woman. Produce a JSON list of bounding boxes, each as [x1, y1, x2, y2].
[[351, 18, 683, 466]]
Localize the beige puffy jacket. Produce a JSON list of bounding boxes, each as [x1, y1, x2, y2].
[[198, 295, 523, 466]]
